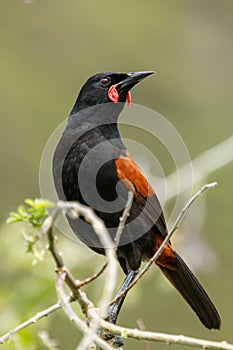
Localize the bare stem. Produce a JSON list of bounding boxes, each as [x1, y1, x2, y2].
[[170, 182, 218, 235], [101, 321, 233, 350], [114, 191, 134, 247], [55, 269, 115, 350], [77, 263, 107, 288], [2, 299, 232, 350], [0, 303, 62, 344]]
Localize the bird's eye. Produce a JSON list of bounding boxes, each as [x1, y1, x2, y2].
[[100, 77, 111, 87]]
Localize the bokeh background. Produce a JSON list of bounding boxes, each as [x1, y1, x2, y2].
[[0, 1, 232, 349]]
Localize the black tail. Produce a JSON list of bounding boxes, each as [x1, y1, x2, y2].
[[159, 251, 221, 330]]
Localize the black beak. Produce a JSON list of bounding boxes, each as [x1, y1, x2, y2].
[[118, 71, 154, 91]]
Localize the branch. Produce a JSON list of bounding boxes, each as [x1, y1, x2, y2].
[[47, 224, 64, 268], [169, 182, 217, 235], [0, 265, 106, 347], [137, 319, 151, 350], [56, 201, 118, 350], [0, 263, 106, 347], [109, 182, 218, 306], [55, 269, 115, 350], [101, 321, 233, 350], [2, 295, 232, 350], [77, 263, 107, 288], [0, 303, 62, 344], [56, 201, 118, 307], [114, 191, 134, 247]]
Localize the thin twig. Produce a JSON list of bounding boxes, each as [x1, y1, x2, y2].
[[0, 303, 62, 344], [109, 182, 218, 306], [114, 191, 134, 247], [38, 330, 59, 349], [77, 263, 108, 288], [169, 182, 218, 235], [137, 319, 151, 350], [43, 214, 82, 300], [47, 226, 64, 268]]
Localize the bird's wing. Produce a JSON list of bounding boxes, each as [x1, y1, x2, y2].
[[114, 152, 168, 238]]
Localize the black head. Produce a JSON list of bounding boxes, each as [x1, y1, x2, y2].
[[70, 71, 154, 114]]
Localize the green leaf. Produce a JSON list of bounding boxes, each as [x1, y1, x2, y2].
[[6, 198, 56, 263], [26, 198, 55, 210], [17, 205, 27, 216], [6, 217, 16, 224], [7, 213, 21, 223], [24, 198, 36, 208]]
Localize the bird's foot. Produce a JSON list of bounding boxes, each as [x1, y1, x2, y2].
[[101, 330, 124, 348]]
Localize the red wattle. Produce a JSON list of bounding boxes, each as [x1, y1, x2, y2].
[[108, 84, 119, 103], [108, 85, 132, 106], [126, 91, 131, 106]]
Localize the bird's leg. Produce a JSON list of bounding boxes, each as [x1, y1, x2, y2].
[[107, 270, 138, 324], [101, 270, 138, 348]]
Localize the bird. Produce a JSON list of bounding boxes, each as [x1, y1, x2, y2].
[[53, 71, 221, 332]]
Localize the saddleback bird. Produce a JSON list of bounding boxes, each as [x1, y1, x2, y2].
[[53, 71, 221, 333]]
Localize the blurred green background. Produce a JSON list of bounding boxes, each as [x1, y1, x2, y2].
[[0, 0, 232, 349]]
